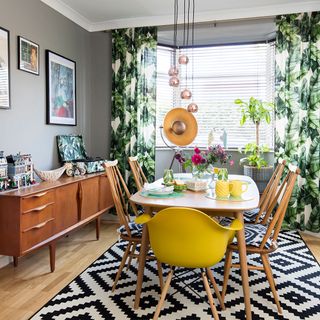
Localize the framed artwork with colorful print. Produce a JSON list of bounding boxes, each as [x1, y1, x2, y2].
[[46, 50, 76, 126], [18, 36, 39, 75]]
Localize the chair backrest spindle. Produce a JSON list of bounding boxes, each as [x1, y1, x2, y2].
[[128, 156, 148, 191], [260, 166, 300, 249], [104, 160, 139, 237]]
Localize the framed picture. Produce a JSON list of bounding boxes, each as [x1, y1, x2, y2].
[[18, 36, 39, 75], [0, 27, 10, 109], [46, 50, 76, 126]]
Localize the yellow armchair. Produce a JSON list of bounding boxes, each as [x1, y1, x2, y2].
[[135, 207, 243, 320]]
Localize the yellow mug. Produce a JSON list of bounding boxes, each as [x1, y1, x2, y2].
[[215, 180, 230, 198], [229, 180, 248, 197]]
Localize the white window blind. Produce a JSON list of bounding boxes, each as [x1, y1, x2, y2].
[[156, 43, 275, 149]]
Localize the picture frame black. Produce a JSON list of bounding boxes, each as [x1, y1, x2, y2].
[[46, 50, 76, 126], [0, 26, 10, 109], [18, 36, 39, 75]]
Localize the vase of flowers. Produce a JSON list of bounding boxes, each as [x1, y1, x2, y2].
[[175, 145, 233, 180]]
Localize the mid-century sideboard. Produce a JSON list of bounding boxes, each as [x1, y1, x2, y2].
[[0, 172, 114, 272]]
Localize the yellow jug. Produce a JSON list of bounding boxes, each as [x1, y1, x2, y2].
[[229, 180, 248, 197], [215, 180, 230, 198]]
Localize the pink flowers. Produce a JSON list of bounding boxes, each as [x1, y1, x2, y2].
[[191, 153, 203, 165], [176, 145, 233, 173]]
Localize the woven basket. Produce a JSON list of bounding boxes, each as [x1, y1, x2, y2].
[[34, 164, 67, 182]]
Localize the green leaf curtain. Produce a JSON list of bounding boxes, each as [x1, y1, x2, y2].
[[275, 13, 320, 233], [111, 27, 157, 192]]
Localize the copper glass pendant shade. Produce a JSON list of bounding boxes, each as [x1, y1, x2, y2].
[[167, 0, 198, 113]]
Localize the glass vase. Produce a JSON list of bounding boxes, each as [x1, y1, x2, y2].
[[192, 166, 208, 180]]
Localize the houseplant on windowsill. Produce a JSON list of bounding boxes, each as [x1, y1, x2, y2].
[[235, 97, 274, 193]]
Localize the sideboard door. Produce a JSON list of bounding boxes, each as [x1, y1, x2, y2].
[[55, 183, 79, 232], [79, 177, 99, 220]]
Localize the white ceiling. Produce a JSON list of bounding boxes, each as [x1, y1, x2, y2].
[[41, 0, 320, 32]]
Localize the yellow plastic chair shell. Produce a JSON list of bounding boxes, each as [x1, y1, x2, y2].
[[136, 207, 243, 320]]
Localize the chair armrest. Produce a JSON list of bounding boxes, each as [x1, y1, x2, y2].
[[229, 219, 243, 231], [135, 212, 152, 224]]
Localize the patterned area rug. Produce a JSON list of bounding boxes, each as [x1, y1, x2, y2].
[[31, 231, 320, 319]]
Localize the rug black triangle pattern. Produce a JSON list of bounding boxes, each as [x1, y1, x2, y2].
[[31, 231, 320, 320]]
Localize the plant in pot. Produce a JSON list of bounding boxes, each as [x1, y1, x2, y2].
[[235, 97, 274, 193]]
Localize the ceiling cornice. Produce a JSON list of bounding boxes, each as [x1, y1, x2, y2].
[[41, 0, 320, 32]]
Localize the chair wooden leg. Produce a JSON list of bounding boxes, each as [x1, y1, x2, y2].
[[127, 242, 137, 269], [206, 268, 225, 310], [201, 270, 219, 320], [153, 268, 174, 320], [156, 260, 164, 291], [221, 248, 233, 302], [112, 242, 132, 292], [261, 254, 282, 315]]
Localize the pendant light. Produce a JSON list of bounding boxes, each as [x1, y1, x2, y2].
[[168, 0, 198, 113]]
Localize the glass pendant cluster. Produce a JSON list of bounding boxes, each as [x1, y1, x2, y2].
[[168, 0, 198, 113]]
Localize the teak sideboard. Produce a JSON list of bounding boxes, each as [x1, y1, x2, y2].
[[0, 172, 114, 272]]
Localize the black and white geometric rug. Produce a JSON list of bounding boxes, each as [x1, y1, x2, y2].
[[31, 231, 320, 319]]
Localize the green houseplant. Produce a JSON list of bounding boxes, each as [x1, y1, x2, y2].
[[235, 97, 274, 192]]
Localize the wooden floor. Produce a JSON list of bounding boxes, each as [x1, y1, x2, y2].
[[0, 222, 318, 320]]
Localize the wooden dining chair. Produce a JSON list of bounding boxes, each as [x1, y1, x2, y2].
[[136, 207, 243, 320], [221, 165, 300, 314], [104, 160, 162, 291], [243, 159, 286, 224], [128, 156, 148, 191]]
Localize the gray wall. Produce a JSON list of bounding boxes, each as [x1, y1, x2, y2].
[[0, 0, 112, 170], [155, 149, 274, 179]]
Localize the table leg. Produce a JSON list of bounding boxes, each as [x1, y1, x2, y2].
[[235, 211, 251, 320], [134, 220, 149, 309]]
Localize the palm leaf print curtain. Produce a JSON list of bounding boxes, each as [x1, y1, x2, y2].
[[111, 27, 157, 192], [275, 13, 320, 233]]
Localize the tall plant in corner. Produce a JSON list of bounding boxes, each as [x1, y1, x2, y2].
[[235, 97, 274, 192]]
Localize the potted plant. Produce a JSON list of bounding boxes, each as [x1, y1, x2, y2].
[[235, 97, 274, 192]]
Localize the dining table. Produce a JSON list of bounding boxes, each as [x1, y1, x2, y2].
[[130, 174, 259, 320]]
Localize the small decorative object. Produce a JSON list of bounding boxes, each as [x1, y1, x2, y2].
[[0, 151, 9, 191], [34, 164, 67, 182], [220, 129, 228, 149], [0, 27, 10, 109], [76, 162, 86, 175], [173, 180, 187, 192], [185, 179, 208, 192], [65, 162, 74, 176], [46, 50, 76, 126], [163, 169, 174, 185], [217, 168, 228, 181], [215, 180, 230, 198], [7, 153, 35, 188], [229, 180, 248, 197], [18, 36, 39, 75], [235, 97, 274, 192]]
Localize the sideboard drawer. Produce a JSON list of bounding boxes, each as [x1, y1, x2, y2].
[[21, 191, 55, 212], [21, 204, 54, 231], [21, 218, 55, 252]]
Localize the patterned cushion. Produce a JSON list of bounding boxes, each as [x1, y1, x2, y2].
[[118, 222, 143, 237], [220, 218, 273, 249], [243, 208, 266, 223]]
